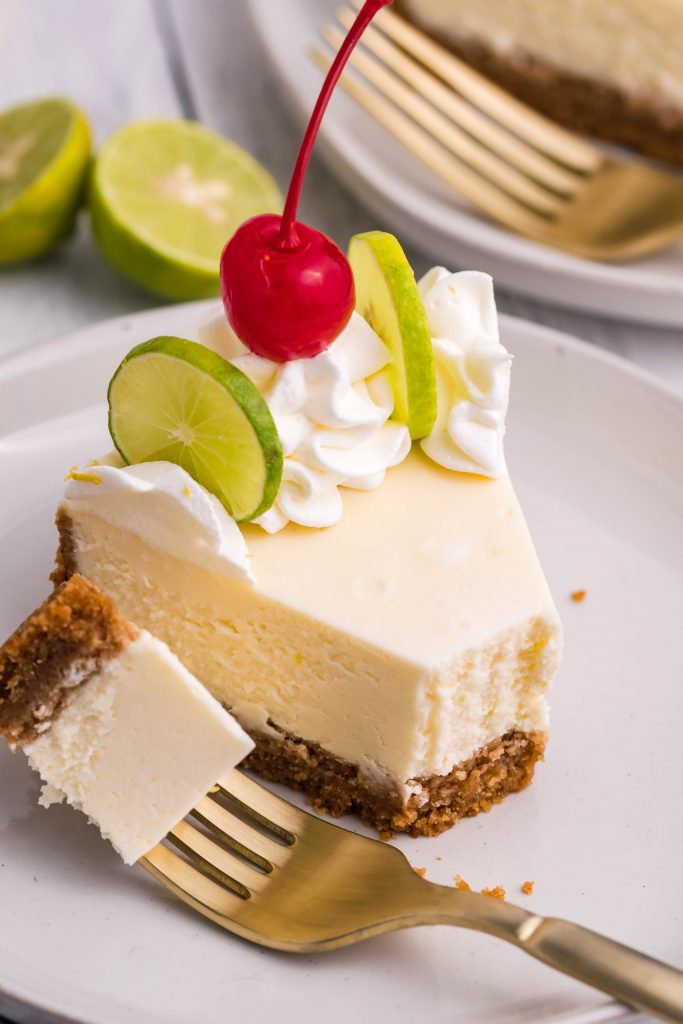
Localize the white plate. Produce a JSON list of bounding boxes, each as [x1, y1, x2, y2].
[[1, 303, 682, 1024], [249, 0, 683, 328]]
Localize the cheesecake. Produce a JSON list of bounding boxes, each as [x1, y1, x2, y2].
[[395, 0, 683, 165], [51, 265, 562, 837], [0, 575, 253, 863]]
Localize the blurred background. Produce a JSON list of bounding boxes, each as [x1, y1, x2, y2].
[[1, 0, 682, 390]]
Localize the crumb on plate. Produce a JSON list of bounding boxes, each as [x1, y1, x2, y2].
[[454, 874, 471, 891], [413, 866, 426, 878], [522, 880, 535, 895], [481, 886, 506, 901], [571, 589, 587, 602]]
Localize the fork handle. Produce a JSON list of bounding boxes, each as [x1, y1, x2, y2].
[[420, 888, 683, 1022], [516, 916, 683, 1023]]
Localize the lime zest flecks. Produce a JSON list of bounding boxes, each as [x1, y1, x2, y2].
[[65, 465, 102, 485]]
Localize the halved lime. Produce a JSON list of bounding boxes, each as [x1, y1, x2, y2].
[[348, 231, 437, 440], [90, 120, 283, 300], [108, 337, 283, 522], [0, 98, 91, 265]]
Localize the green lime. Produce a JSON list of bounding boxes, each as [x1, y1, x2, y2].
[[348, 231, 437, 440], [108, 336, 283, 522], [0, 98, 91, 265], [90, 120, 282, 300]]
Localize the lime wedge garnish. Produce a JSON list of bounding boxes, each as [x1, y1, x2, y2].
[[90, 119, 283, 300], [0, 98, 91, 265], [348, 231, 437, 440], [108, 337, 283, 522]]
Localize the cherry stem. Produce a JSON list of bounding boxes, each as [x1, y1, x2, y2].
[[277, 0, 393, 251]]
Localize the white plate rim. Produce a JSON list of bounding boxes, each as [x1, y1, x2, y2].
[[248, 0, 683, 327]]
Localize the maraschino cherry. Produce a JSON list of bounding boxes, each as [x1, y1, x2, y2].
[[220, 0, 393, 362]]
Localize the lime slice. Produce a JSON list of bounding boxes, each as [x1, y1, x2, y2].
[[0, 98, 91, 265], [348, 231, 436, 440], [90, 120, 283, 300], [108, 336, 283, 522]]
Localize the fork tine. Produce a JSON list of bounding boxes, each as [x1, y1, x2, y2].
[[335, 8, 582, 196], [167, 819, 271, 894], [217, 769, 301, 841], [323, 23, 564, 215], [192, 794, 290, 869], [141, 842, 248, 919], [311, 48, 551, 235], [369, 5, 602, 173], [167, 821, 253, 897]]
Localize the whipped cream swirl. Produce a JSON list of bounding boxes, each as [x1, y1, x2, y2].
[[200, 312, 410, 533], [418, 269, 510, 478], [63, 456, 253, 583]]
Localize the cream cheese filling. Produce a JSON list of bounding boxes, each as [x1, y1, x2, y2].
[[61, 461, 561, 792]]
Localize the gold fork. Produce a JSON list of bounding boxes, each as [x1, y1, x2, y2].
[[141, 770, 683, 1023], [311, 5, 683, 262]]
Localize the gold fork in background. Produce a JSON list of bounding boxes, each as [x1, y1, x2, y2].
[[141, 770, 683, 1023], [310, 5, 683, 262]]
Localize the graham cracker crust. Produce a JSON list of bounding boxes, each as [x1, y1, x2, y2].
[[243, 725, 546, 837], [394, 6, 683, 166], [51, 508, 78, 589], [0, 575, 136, 748]]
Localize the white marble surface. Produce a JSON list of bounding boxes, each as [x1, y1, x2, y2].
[[0, 4, 676, 1022]]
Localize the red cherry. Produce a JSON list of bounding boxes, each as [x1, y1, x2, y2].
[[220, 214, 355, 362], [220, 0, 393, 362]]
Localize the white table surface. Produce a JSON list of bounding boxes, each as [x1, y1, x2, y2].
[[0, 3, 674, 1023]]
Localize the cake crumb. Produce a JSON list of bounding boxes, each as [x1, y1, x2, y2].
[[208, 785, 220, 794], [183, 486, 192, 498], [413, 866, 427, 878], [571, 589, 586, 602], [436, 856, 442, 862], [454, 874, 471, 891], [522, 880, 535, 895], [481, 886, 506, 901]]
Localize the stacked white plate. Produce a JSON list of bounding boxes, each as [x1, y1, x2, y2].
[[250, 0, 683, 327]]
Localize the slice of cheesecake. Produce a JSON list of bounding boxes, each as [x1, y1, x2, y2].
[[395, 0, 683, 165], [0, 575, 253, 863], [53, 450, 562, 837]]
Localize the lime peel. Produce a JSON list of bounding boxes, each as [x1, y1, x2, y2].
[[348, 231, 437, 440], [0, 97, 91, 265], [107, 336, 283, 522], [90, 119, 283, 300]]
